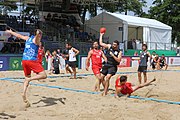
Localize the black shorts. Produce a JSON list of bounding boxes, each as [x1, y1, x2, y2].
[[160, 63, 165, 68], [69, 61, 76, 68], [151, 62, 157, 69], [138, 66, 147, 72], [53, 68, 60, 74], [65, 60, 69, 65], [101, 65, 117, 76]]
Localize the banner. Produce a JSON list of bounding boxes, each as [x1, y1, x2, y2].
[[9, 57, 23, 70], [168, 57, 180, 66], [0, 57, 9, 71], [42, 58, 47, 70], [131, 57, 139, 67], [79, 55, 131, 69], [118, 57, 131, 67]]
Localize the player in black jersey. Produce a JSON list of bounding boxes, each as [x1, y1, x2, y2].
[[99, 33, 122, 96]]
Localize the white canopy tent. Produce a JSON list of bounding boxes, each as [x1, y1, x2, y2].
[[85, 12, 172, 50]]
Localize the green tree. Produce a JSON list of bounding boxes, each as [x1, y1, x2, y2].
[[78, 0, 146, 23], [101, 0, 146, 16], [147, 0, 180, 44]]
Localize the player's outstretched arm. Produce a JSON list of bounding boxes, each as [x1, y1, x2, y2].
[[99, 33, 111, 49], [115, 87, 122, 98], [6, 29, 29, 41]]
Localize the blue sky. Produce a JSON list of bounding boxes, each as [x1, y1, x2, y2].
[[143, 0, 154, 13]]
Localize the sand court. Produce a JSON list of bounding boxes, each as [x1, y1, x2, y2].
[[0, 67, 180, 120]]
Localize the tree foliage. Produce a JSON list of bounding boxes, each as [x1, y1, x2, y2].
[[79, 0, 146, 23], [146, 0, 180, 43], [101, 0, 146, 16]]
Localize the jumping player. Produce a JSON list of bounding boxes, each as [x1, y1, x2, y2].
[[6, 29, 47, 107], [99, 33, 122, 96], [86, 41, 107, 91], [67, 43, 79, 79], [115, 75, 156, 97], [37, 42, 45, 65]]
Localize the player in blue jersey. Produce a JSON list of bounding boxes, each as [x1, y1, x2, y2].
[[6, 29, 47, 107]]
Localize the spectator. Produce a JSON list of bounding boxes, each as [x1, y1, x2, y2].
[[177, 47, 180, 56], [151, 51, 156, 63], [158, 54, 168, 70], [51, 50, 60, 74], [57, 48, 61, 56], [7, 35, 15, 53], [47, 13, 52, 20], [132, 39, 136, 49], [128, 39, 133, 49], [45, 50, 52, 73], [14, 37, 21, 53], [151, 54, 159, 70], [134, 51, 139, 56]]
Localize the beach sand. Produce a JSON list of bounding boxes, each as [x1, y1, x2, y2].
[[0, 66, 180, 120]]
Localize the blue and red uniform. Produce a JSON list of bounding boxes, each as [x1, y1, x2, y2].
[[22, 35, 44, 76]]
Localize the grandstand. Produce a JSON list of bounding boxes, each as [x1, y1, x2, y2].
[[0, 0, 178, 55], [0, 0, 100, 54]]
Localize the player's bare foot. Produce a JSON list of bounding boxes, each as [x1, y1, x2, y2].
[[25, 100, 31, 108], [101, 92, 107, 96], [152, 77, 156, 82], [70, 76, 77, 79], [94, 88, 100, 92], [22, 94, 27, 103], [22, 95, 31, 108]]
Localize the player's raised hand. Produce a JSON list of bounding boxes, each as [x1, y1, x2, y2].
[[5, 29, 13, 33], [100, 33, 104, 36]]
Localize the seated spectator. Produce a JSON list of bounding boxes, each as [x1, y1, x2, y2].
[[134, 51, 139, 56], [14, 37, 21, 53], [88, 33, 94, 42], [47, 13, 52, 20], [77, 29, 88, 41], [151, 51, 156, 63], [151, 54, 159, 70], [7, 35, 15, 53], [158, 54, 168, 70], [8, 35, 14, 42], [128, 39, 133, 49], [132, 39, 136, 49], [57, 48, 62, 57]]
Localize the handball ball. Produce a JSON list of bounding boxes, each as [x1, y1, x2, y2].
[[100, 27, 106, 33]]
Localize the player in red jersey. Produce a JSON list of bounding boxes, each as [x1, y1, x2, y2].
[[115, 75, 156, 98], [37, 42, 45, 65], [86, 41, 107, 91]]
